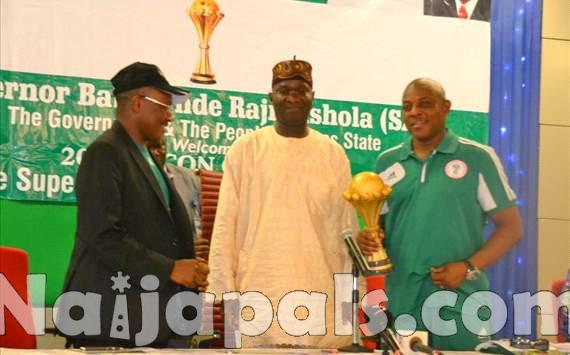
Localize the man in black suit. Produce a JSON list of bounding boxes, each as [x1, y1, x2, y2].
[[59, 62, 209, 348], [424, 0, 490, 22]]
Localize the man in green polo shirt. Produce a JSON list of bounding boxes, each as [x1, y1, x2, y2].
[[357, 78, 523, 350]]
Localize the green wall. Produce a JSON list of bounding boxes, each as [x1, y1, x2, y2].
[[0, 199, 76, 306]]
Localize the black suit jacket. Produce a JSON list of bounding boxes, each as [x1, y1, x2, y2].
[[424, 0, 490, 22], [61, 121, 195, 345]]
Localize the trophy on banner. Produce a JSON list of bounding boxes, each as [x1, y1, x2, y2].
[[187, 0, 224, 84], [344, 172, 393, 275]]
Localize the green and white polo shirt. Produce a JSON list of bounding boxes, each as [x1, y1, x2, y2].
[[375, 130, 517, 318]]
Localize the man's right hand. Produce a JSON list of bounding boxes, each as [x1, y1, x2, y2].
[[170, 259, 209, 291], [356, 229, 383, 256]]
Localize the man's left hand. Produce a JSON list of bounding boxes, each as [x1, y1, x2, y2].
[[430, 262, 468, 289]]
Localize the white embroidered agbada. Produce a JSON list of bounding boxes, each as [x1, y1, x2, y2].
[[208, 126, 357, 348]]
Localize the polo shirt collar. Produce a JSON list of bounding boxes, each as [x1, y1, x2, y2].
[[399, 138, 414, 160], [437, 130, 459, 154], [399, 130, 459, 160]]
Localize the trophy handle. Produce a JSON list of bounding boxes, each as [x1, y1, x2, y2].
[[364, 226, 393, 274]]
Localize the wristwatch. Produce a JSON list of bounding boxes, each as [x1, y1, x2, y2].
[[464, 259, 481, 281]]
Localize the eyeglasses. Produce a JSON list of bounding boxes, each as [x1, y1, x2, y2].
[[140, 95, 174, 113]]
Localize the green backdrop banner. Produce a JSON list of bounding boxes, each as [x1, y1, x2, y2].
[[1, 0, 492, 305], [0, 69, 488, 203]]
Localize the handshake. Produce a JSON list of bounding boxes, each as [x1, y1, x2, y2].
[[169, 238, 211, 291], [169, 258, 210, 291]]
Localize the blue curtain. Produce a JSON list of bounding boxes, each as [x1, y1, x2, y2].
[[487, 0, 542, 339]]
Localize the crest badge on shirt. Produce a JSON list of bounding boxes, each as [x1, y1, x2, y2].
[[445, 159, 469, 180]]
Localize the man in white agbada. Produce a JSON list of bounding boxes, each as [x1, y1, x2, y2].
[[208, 58, 356, 348]]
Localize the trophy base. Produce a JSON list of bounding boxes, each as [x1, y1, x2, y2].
[[367, 258, 393, 275], [191, 73, 216, 84]]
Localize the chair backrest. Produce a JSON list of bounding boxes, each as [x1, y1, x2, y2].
[[361, 275, 386, 350], [0, 246, 36, 349], [552, 279, 568, 343], [196, 170, 225, 348], [196, 169, 223, 246]]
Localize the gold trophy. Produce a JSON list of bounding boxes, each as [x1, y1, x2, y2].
[[188, 0, 224, 84], [344, 172, 393, 275]]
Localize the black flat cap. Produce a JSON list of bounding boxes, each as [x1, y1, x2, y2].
[[111, 62, 188, 104]]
